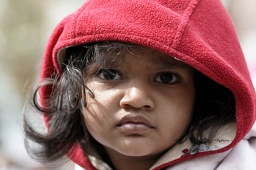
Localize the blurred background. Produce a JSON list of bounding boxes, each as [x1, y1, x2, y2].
[[0, 0, 255, 169]]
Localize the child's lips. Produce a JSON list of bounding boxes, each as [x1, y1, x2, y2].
[[117, 114, 155, 134]]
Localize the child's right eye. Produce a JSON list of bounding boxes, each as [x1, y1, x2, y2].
[[95, 69, 122, 80]]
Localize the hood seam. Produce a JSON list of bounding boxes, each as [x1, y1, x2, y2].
[[172, 0, 202, 49]]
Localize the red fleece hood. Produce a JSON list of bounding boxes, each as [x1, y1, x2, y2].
[[40, 0, 256, 169]]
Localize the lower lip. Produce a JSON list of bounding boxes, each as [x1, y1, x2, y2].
[[118, 123, 153, 134]]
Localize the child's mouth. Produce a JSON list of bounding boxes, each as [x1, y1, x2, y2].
[[117, 114, 155, 134]]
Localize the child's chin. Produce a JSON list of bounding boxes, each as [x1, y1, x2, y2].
[[116, 147, 161, 158]]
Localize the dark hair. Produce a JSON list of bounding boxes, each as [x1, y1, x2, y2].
[[187, 70, 236, 144], [24, 42, 236, 163]]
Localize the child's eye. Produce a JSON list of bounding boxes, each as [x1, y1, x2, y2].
[[154, 72, 180, 84], [96, 69, 121, 80]]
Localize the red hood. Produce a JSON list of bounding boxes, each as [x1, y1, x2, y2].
[[40, 0, 256, 169]]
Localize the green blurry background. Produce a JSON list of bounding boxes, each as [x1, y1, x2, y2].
[[0, 0, 255, 169]]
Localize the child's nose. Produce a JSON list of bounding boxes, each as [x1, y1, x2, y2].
[[119, 85, 154, 110]]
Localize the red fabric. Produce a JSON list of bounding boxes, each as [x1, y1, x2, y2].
[[40, 0, 256, 169], [67, 143, 96, 170]]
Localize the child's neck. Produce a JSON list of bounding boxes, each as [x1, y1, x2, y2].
[[104, 148, 163, 170]]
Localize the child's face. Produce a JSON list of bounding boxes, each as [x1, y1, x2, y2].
[[82, 46, 195, 158]]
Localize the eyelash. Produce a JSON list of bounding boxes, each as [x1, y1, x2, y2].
[[94, 68, 181, 84], [154, 72, 181, 84], [95, 68, 122, 80]]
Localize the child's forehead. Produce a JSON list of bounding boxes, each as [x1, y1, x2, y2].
[[85, 42, 189, 68], [121, 44, 189, 68], [139, 46, 181, 62]]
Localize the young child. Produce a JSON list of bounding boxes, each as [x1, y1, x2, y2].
[[24, 0, 256, 169]]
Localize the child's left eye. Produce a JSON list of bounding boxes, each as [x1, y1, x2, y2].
[[96, 69, 122, 80], [154, 72, 180, 84]]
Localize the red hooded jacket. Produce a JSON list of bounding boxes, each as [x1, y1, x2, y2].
[[40, 0, 256, 169]]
